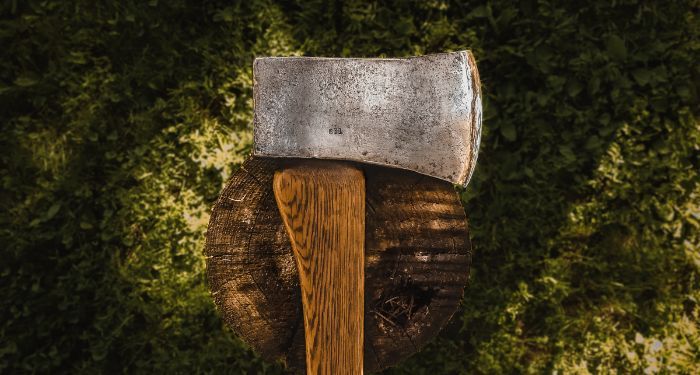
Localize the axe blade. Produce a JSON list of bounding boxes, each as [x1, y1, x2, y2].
[[253, 51, 482, 187]]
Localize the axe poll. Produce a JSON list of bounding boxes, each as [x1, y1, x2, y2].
[[252, 51, 482, 374]]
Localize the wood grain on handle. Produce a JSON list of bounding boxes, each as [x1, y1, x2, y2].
[[273, 161, 365, 375]]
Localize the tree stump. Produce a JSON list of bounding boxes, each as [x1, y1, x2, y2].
[[205, 157, 471, 373]]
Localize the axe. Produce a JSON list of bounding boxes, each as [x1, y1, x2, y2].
[[251, 51, 481, 374]]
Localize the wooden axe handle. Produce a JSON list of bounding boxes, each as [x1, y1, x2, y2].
[[273, 161, 365, 375]]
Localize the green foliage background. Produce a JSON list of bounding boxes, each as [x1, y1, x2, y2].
[[1, 0, 698, 373]]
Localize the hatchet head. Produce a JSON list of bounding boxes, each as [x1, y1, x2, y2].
[[253, 51, 481, 187]]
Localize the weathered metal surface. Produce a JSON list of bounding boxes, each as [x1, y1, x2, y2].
[[253, 51, 482, 187]]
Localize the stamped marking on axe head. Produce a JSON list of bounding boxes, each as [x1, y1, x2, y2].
[[253, 51, 482, 186]]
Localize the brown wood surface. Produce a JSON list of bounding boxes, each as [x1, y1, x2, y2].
[[273, 161, 365, 375], [205, 157, 471, 373]]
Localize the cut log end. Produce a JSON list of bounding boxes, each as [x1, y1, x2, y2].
[[205, 157, 471, 373]]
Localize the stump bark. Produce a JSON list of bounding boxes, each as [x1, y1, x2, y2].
[[205, 157, 471, 373]]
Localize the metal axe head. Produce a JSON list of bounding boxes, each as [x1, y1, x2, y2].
[[253, 51, 482, 187]]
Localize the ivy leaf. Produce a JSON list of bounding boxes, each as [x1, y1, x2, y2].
[[632, 69, 651, 86], [14, 76, 37, 87], [500, 122, 517, 141], [45, 203, 61, 220], [676, 85, 692, 100], [585, 135, 602, 151], [606, 35, 627, 61], [467, 5, 488, 18], [558, 144, 576, 163], [567, 79, 583, 97]]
